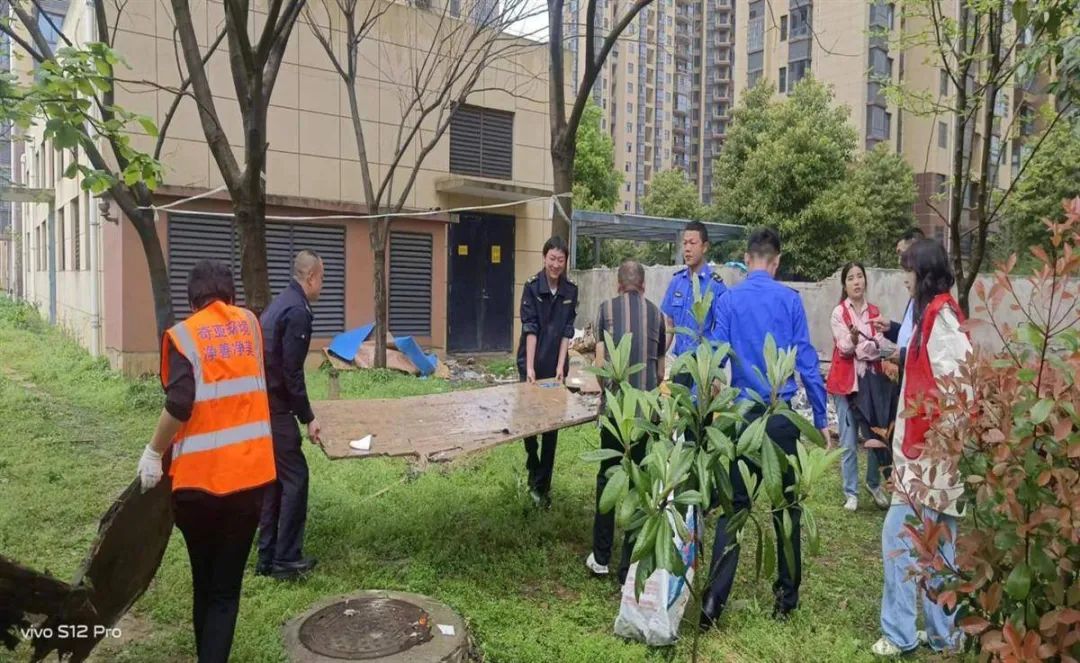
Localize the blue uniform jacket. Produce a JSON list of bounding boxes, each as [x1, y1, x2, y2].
[[711, 270, 828, 429], [661, 263, 727, 356]]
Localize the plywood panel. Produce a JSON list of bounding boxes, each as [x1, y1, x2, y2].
[[316, 381, 598, 462]]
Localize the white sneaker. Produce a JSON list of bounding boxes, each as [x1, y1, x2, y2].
[[866, 484, 890, 509], [916, 630, 928, 646], [585, 553, 609, 576], [844, 495, 859, 511], [871, 637, 905, 656]]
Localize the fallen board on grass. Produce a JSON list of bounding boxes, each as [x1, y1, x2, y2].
[[315, 380, 599, 462]]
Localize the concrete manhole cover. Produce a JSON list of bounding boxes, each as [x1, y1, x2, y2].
[[299, 597, 432, 659], [285, 590, 469, 663]]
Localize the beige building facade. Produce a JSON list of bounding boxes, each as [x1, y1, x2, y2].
[[732, 0, 1043, 248], [7, 0, 559, 375]]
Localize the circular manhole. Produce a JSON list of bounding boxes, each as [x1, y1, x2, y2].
[[298, 597, 433, 660], [284, 591, 469, 663]]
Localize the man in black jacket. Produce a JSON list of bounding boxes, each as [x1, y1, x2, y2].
[[257, 250, 323, 580], [516, 236, 577, 509]]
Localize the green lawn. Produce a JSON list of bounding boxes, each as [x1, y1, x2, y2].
[[0, 297, 964, 662]]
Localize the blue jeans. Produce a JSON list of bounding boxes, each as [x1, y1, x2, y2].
[[880, 504, 960, 652], [834, 394, 881, 497]]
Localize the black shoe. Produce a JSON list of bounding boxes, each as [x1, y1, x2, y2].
[[270, 557, 317, 580], [254, 563, 272, 577], [529, 489, 552, 510], [772, 606, 794, 622]]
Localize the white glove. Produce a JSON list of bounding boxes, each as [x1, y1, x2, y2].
[[137, 444, 164, 493]]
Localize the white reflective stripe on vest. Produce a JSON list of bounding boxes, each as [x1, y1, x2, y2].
[[173, 420, 272, 459], [194, 375, 267, 402], [171, 322, 203, 376]]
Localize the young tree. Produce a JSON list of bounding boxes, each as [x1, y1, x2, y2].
[[641, 169, 702, 220], [573, 102, 621, 213], [548, 0, 657, 238], [170, 0, 307, 314], [0, 2, 225, 335], [1000, 114, 1080, 256], [712, 78, 860, 280], [850, 145, 917, 268], [305, 0, 537, 368], [885, 0, 1077, 313]]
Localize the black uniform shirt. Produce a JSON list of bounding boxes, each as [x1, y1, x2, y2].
[[516, 271, 578, 380], [260, 280, 316, 423]]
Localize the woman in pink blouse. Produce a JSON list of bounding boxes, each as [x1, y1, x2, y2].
[[825, 262, 895, 512]]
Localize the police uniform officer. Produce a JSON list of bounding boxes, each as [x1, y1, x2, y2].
[[257, 250, 324, 580], [516, 236, 577, 508], [660, 221, 727, 389], [701, 227, 829, 628]]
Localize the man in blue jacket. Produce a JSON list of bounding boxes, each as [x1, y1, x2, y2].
[[701, 227, 829, 628], [257, 250, 324, 580], [661, 221, 726, 389]]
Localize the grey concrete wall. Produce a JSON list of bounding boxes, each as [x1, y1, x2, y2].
[[571, 264, 1071, 357]]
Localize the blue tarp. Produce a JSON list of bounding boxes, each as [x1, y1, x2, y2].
[[327, 323, 374, 362], [327, 324, 437, 376]]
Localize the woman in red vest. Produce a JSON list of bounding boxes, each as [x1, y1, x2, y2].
[[826, 262, 894, 512], [872, 239, 969, 657], [136, 260, 276, 663]]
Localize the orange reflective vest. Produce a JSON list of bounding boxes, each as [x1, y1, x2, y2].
[[160, 300, 276, 495]]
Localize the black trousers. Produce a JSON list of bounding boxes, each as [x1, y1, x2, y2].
[[523, 431, 558, 494], [704, 408, 803, 617], [173, 487, 263, 663], [258, 414, 309, 567], [592, 427, 647, 583]]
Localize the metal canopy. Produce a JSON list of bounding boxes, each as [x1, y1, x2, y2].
[[569, 209, 745, 268]]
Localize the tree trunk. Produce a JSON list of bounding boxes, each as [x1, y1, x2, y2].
[[370, 217, 390, 369], [235, 195, 270, 316], [551, 138, 575, 240], [132, 212, 175, 338]]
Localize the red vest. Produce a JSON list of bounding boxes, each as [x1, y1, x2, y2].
[[901, 294, 966, 460], [825, 301, 881, 396]]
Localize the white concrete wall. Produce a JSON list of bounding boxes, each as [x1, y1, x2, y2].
[[571, 264, 1071, 357]]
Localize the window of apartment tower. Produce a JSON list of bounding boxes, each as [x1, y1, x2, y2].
[[627, 142, 632, 152], [626, 122, 632, 133], [780, 15, 788, 41], [939, 69, 949, 96], [935, 174, 948, 194], [938, 121, 948, 149], [628, 62, 634, 73], [778, 66, 787, 93]]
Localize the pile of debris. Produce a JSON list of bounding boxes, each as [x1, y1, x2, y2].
[[440, 357, 519, 385]]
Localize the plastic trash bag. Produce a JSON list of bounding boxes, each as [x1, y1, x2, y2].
[[613, 506, 697, 646]]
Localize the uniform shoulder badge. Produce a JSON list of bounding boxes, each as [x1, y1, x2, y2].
[[526, 274, 538, 284], [710, 272, 724, 283]]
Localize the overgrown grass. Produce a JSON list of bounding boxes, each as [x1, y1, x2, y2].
[[0, 297, 966, 662]]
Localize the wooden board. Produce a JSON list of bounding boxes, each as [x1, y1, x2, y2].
[[315, 380, 600, 462]]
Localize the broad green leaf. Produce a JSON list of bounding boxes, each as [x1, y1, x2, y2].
[[736, 417, 766, 456], [1006, 562, 1032, 600], [803, 506, 820, 556], [780, 509, 796, 580], [137, 116, 159, 137], [580, 448, 624, 463], [760, 437, 785, 507], [674, 490, 704, 506], [777, 408, 826, 448], [1030, 399, 1053, 425], [752, 515, 765, 581], [599, 468, 628, 514]]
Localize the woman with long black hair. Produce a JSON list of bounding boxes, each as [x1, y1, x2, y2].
[[825, 262, 895, 512], [873, 239, 969, 657]]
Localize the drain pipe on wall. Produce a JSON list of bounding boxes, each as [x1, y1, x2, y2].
[[85, 1, 101, 357]]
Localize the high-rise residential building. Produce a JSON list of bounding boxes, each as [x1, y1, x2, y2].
[[732, 0, 1045, 250], [564, 0, 735, 212]]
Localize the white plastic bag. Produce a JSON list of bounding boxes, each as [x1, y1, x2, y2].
[[613, 506, 698, 646]]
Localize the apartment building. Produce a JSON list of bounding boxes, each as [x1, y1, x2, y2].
[[6, 0, 556, 375], [732, 0, 1045, 249], [564, 0, 735, 210]]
